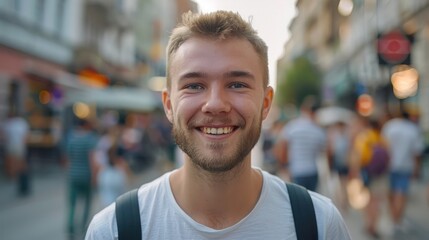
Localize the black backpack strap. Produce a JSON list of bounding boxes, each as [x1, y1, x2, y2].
[[115, 188, 142, 240], [114, 184, 317, 240], [286, 182, 318, 240]]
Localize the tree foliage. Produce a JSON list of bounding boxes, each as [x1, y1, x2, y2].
[[276, 56, 322, 108]]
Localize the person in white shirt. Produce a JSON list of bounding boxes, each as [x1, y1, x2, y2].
[[85, 11, 350, 240], [2, 111, 30, 196], [276, 98, 327, 192], [382, 111, 425, 232], [97, 144, 129, 207]]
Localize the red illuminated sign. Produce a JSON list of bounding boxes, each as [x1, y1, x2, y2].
[[377, 30, 413, 66]]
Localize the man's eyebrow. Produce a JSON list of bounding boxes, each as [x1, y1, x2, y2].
[[178, 71, 255, 81], [224, 71, 255, 80], [179, 72, 206, 80]]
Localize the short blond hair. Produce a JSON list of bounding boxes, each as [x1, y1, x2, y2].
[[166, 11, 269, 88]]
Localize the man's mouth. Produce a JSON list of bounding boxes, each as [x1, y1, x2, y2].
[[200, 127, 235, 135]]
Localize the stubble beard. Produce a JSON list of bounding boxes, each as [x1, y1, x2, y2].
[[172, 118, 262, 174]]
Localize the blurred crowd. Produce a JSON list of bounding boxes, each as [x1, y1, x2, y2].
[[262, 101, 429, 239], [0, 109, 177, 239]]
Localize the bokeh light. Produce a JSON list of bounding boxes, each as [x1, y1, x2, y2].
[[38, 90, 51, 104], [148, 76, 166, 92], [391, 65, 419, 99], [347, 178, 370, 209], [338, 0, 353, 16], [72, 102, 91, 119], [356, 94, 374, 116]]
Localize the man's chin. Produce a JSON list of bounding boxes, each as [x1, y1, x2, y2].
[[191, 156, 245, 174]]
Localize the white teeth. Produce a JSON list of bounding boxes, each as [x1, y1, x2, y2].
[[202, 127, 233, 135]]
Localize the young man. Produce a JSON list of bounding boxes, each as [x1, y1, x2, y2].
[[85, 11, 350, 239]]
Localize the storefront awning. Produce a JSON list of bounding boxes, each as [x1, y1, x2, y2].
[[66, 87, 162, 112]]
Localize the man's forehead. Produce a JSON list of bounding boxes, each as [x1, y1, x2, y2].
[[171, 37, 259, 68], [175, 36, 252, 53]]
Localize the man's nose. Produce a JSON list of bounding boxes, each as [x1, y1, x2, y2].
[[201, 87, 231, 114]]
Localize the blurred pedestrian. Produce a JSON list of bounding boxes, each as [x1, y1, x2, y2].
[[97, 143, 130, 207], [276, 97, 327, 192], [327, 120, 352, 211], [1, 110, 30, 196], [382, 111, 425, 233], [65, 118, 99, 239], [151, 114, 177, 169], [350, 118, 389, 238], [118, 113, 145, 171], [94, 125, 121, 169], [262, 119, 286, 175], [86, 11, 350, 239]]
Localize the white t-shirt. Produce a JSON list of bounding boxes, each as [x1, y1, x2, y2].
[[85, 170, 350, 240], [280, 117, 326, 176], [382, 118, 425, 173], [2, 117, 29, 157]]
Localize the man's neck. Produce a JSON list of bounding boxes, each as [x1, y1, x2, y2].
[[169, 160, 263, 229]]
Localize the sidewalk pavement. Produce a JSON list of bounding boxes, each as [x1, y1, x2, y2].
[[0, 161, 169, 240], [339, 180, 429, 240], [315, 155, 429, 240]]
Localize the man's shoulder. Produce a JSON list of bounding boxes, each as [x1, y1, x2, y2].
[[308, 190, 335, 210], [86, 172, 171, 239], [139, 171, 171, 191], [307, 190, 350, 237], [85, 203, 116, 239], [265, 173, 348, 235], [263, 171, 333, 208]]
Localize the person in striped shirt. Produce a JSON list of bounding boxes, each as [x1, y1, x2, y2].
[[65, 118, 99, 239], [276, 98, 327, 192]]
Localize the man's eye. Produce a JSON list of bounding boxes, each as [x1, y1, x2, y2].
[[185, 84, 204, 90], [229, 82, 246, 89]]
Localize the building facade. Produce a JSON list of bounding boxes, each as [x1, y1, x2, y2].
[[0, 0, 200, 164], [278, 0, 429, 132]]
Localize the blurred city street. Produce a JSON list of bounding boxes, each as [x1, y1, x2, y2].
[[1, 158, 428, 240], [1, 0, 429, 240]]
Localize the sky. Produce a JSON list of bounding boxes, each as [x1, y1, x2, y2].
[[193, 0, 297, 89]]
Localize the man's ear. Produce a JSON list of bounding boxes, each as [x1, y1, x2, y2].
[[162, 89, 173, 123], [262, 86, 274, 120]]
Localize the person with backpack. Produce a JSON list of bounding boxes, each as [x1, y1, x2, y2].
[[85, 11, 350, 240], [350, 118, 390, 238]]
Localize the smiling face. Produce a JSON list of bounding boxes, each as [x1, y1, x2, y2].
[[162, 37, 273, 173]]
